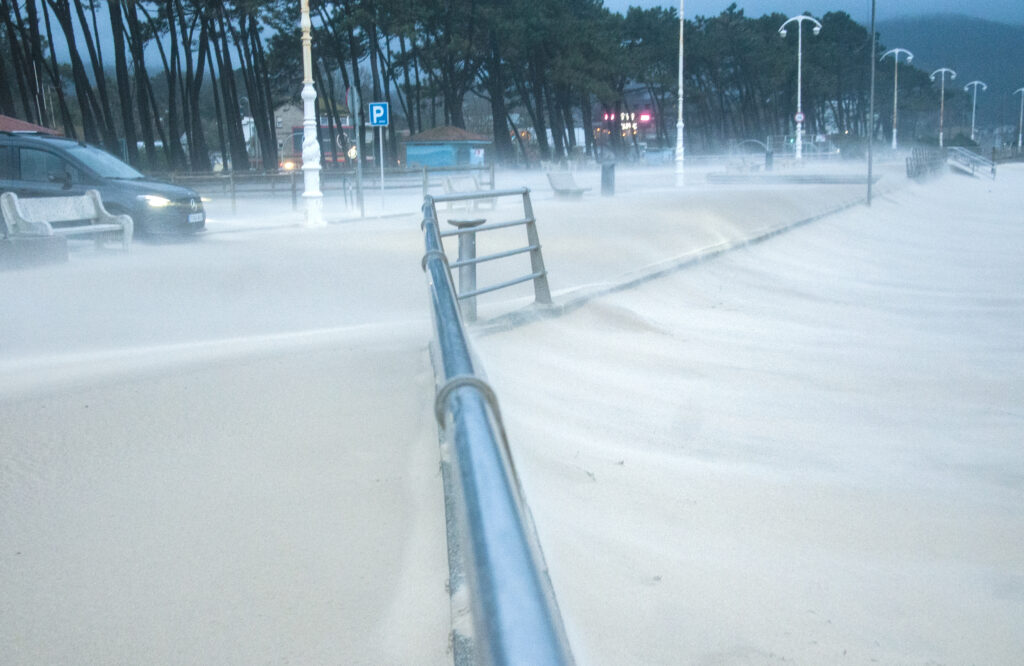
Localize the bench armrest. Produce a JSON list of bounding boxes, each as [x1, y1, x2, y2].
[[86, 190, 134, 246], [0, 192, 54, 236]]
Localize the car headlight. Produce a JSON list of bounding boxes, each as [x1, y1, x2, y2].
[[139, 194, 171, 208]]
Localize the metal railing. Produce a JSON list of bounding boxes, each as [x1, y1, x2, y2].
[[168, 170, 354, 212], [906, 147, 945, 179], [170, 165, 489, 213], [420, 195, 574, 665], [992, 145, 1024, 163], [426, 188, 552, 322], [947, 147, 996, 179]]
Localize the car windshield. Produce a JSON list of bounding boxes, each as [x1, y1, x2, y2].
[[62, 143, 145, 179]]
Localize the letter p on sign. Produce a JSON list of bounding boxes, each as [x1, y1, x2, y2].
[[369, 102, 389, 127]]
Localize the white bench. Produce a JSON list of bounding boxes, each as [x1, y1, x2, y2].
[[546, 171, 590, 199], [443, 175, 496, 211], [0, 190, 133, 251]]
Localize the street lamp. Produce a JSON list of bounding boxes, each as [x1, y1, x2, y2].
[[881, 48, 913, 150], [930, 68, 956, 148], [299, 0, 324, 226], [1013, 87, 1024, 150], [964, 80, 987, 143], [675, 0, 685, 186], [867, 0, 876, 207], [779, 15, 822, 161]]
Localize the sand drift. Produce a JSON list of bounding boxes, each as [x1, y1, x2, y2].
[[473, 165, 1024, 664]]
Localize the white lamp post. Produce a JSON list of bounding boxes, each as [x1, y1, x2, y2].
[[675, 0, 685, 187], [779, 15, 822, 161], [964, 80, 987, 143], [300, 0, 324, 226], [930, 68, 956, 148], [881, 48, 913, 150], [867, 0, 876, 207], [1013, 87, 1024, 150]]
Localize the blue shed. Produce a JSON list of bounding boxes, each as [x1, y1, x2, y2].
[[403, 126, 491, 167]]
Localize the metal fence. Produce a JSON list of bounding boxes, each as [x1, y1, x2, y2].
[[167, 164, 497, 214], [167, 170, 354, 213], [420, 193, 573, 665], [905, 147, 945, 179]]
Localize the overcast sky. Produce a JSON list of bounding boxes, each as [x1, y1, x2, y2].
[[602, 0, 1024, 25]]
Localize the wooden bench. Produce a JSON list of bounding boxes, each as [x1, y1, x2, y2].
[[546, 171, 590, 199], [0, 190, 133, 251]]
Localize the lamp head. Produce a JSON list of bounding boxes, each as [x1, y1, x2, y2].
[[812, 25, 820, 36], [779, 28, 787, 38], [906, 53, 913, 63]]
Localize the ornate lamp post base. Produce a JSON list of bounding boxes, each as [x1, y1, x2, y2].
[[301, 82, 324, 227]]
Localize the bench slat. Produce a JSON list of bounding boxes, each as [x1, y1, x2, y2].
[[14, 197, 100, 224], [52, 224, 124, 236]]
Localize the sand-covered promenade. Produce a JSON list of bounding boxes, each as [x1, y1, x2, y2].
[[2, 160, 1021, 663]]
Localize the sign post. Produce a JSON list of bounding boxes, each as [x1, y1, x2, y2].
[[369, 102, 389, 213]]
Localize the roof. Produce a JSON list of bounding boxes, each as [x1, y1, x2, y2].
[[0, 115, 62, 135], [406, 125, 490, 144]]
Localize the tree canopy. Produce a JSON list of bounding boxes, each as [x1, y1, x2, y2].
[[0, 0, 958, 171]]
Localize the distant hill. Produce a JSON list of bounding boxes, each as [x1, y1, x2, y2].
[[877, 14, 1024, 130]]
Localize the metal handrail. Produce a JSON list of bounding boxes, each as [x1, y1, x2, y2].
[[427, 189, 551, 322], [458, 271, 546, 300], [440, 217, 535, 237], [421, 199, 574, 665], [947, 146, 996, 178], [430, 187, 526, 204], [450, 244, 538, 269]]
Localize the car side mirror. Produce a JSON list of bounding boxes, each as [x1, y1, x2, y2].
[[48, 171, 72, 189]]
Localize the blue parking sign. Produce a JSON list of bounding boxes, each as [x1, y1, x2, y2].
[[369, 102, 389, 127]]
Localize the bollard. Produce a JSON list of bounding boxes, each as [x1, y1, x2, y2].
[[600, 162, 615, 196], [449, 217, 487, 321]]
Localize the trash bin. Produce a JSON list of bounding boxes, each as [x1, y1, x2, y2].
[[601, 162, 615, 196]]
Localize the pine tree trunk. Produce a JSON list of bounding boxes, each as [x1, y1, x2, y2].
[[109, 0, 138, 164]]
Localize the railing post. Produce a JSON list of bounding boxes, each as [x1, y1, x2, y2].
[[423, 167, 429, 198], [291, 170, 298, 211], [449, 218, 487, 321], [521, 189, 552, 305], [229, 172, 236, 215]]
